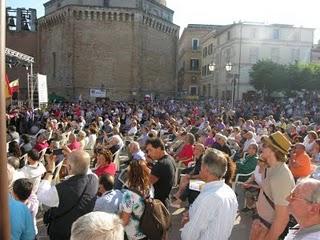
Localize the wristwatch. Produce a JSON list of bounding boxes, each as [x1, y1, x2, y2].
[[46, 170, 54, 175]]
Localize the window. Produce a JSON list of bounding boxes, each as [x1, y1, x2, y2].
[[206, 65, 211, 75], [249, 47, 259, 63], [271, 48, 280, 62], [227, 31, 231, 40], [273, 29, 280, 40], [192, 39, 199, 50], [203, 47, 208, 58], [202, 66, 207, 76], [292, 31, 300, 41], [225, 48, 231, 63], [190, 59, 199, 71], [190, 86, 197, 96], [291, 49, 300, 62], [52, 52, 56, 79], [250, 28, 257, 39], [208, 44, 213, 55]]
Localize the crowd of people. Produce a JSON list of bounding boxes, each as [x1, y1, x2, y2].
[[5, 97, 320, 240]]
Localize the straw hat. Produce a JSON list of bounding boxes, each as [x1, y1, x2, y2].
[[262, 131, 292, 155]]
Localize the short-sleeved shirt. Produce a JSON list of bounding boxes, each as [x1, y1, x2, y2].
[[94, 163, 117, 177], [94, 189, 123, 214], [151, 155, 176, 205], [120, 190, 146, 240], [177, 144, 194, 166], [256, 162, 295, 223], [9, 195, 35, 240], [290, 152, 312, 178]]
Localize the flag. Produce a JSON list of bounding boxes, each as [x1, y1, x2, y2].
[[9, 79, 19, 93], [5, 74, 12, 98]]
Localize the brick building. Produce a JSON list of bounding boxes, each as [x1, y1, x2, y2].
[[38, 0, 179, 101]]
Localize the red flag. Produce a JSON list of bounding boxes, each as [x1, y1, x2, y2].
[[5, 74, 12, 98], [9, 79, 19, 93]]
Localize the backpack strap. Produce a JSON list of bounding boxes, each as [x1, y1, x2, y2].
[[262, 168, 275, 210], [128, 188, 146, 201]]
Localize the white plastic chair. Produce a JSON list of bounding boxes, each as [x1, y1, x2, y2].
[[19, 153, 28, 167], [232, 171, 255, 191], [53, 160, 65, 184], [38, 147, 48, 163], [113, 146, 123, 170]]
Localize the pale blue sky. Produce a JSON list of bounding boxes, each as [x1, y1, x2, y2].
[[7, 0, 320, 43]]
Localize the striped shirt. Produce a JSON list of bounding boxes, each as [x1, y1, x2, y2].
[[181, 180, 238, 240]]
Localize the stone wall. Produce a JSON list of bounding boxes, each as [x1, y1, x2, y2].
[[38, 6, 179, 101]]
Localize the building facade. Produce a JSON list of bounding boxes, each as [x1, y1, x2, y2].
[[38, 0, 179, 101], [200, 22, 314, 100], [177, 24, 218, 98], [6, 8, 38, 100], [311, 41, 320, 64]]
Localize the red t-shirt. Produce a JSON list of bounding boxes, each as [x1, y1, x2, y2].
[[34, 141, 49, 152], [177, 143, 194, 166], [95, 163, 117, 177]]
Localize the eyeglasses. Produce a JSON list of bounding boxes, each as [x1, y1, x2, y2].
[[287, 191, 313, 204]]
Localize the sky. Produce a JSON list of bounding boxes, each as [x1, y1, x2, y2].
[[6, 0, 320, 43]]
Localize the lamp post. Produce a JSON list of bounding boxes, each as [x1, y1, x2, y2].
[[225, 62, 236, 108], [208, 63, 215, 98]]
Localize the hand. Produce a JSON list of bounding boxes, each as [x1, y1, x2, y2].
[[181, 211, 189, 227], [46, 154, 56, 172], [242, 183, 250, 189]]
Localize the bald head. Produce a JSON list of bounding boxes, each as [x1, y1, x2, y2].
[[68, 150, 91, 175], [296, 179, 320, 204]]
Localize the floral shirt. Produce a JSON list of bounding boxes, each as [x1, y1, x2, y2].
[[120, 190, 146, 240]]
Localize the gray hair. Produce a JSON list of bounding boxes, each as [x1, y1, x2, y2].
[[7, 156, 20, 169], [71, 212, 123, 240], [299, 179, 320, 204], [68, 150, 91, 175], [202, 148, 227, 179]]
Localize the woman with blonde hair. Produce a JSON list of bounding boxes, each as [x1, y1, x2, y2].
[[120, 160, 150, 240], [250, 131, 295, 240]]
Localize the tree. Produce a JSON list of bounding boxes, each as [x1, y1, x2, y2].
[[250, 60, 288, 96]]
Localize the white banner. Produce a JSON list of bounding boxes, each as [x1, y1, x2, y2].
[[37, 74, 48, 104], [90, 88, 106, 98]]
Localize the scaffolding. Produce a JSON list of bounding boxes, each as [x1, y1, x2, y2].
[[5, 47, 35, 108]]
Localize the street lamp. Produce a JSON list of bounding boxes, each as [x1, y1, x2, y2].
[[225, 62, 232, 72], [225, 62, 236, 108], [208, 63, 215, 98], [208, 62, 215, 72]]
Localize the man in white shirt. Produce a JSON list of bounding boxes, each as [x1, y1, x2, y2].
[[181, 148, 238, 240], [284, 179, 320, 240]]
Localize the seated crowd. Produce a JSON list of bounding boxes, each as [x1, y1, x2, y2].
[[5, 100, 320, 240]]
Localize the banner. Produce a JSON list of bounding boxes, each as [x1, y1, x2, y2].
[[90, 88, 106, 98], [9, 79, 19, 93], [37, 74, 48, 104]]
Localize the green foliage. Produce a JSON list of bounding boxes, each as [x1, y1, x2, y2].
[[250, 60, 320, 94]]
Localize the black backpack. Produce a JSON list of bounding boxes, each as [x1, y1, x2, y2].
[[130, 189, 171, 240]]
